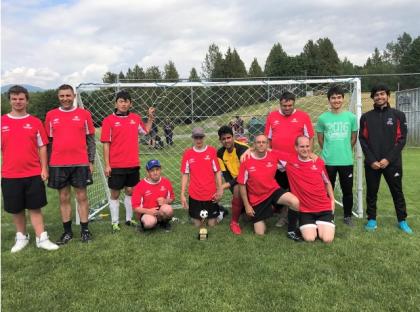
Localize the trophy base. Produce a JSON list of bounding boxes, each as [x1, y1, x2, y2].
[[198, 227, 208, 240]]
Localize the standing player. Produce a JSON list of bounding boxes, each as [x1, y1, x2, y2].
[[316, 86, 358, 226], [100, 90, 155, 233], [264, 91, 314, 240], [45, 84, 96, 244], [181, 127, 224, 227], [1, 85, 58, 252], [277, 136, 335, 243], [217, 125, 249, 235], [359, 84, 412, 233], [132, 159, 174, 231], [237, 134, 300, 236]]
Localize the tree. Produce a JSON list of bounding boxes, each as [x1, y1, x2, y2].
[[126, 67, 134, 80], [301, 38, 340, 75], [264, 43, 289, 77], [118, 71, 125, 81], [248, 58, 264, 77], [399, 36, 420, 88], [164, 60, 179, 80], [189, 67, 200, 81], [145, 66, 162, 80], [338, 57, 357, 75], [384, 32, 413, 65], [202, 43, 224, 79], [223, 48, 247, 78], [132, 65, 145, 80], [102, 71, 117, 83]]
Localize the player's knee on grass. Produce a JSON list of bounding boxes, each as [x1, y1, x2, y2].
[[125, 187, 133, 196], [207, 218, 218, 227], [142, 215, 158, 229], [254, 221, 266, 235], [300, 224, 317, 242], [160, 204, 173, 219], [317, 223, 335, 244]]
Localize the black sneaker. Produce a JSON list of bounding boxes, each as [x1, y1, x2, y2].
[[160, 221, 172, 232], [56, 232, 73, 245], [343, 217, 354, 227], [81, 230, 92, 243], [125, 220, 138, 227], [287, 231, 303, 242]]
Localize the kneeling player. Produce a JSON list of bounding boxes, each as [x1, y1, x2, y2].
[[132, 160, 174, 231], [237, 135, 299, 236], [277, 136, 335, 243]]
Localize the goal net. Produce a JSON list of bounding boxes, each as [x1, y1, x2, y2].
[[76, 78, 363, 221]]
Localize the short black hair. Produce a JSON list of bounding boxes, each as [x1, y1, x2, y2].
[[218, 125, 233, 138], [8, 85, 29, 100], [280, 91, 295, 102], [58, 84, 74, 93], [115, 90, 131, 102], [327, 86, 345, 100], [370, 84, 390, 99]]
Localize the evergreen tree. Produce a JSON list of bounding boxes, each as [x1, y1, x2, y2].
[[248, 58, 264, 77], [118, 71, 125, 81], [202, 43, 224, 79], [102, 71, 117, 83], [145, 66, 162, 80], [164, 60, 179, 80], [264, 43, 289, 77], [399, 36, 420, 88], [189, 67, 200, 81], [126, 67, 134, 80], [385, 32, 413, 65], [133, 65, 145, 80]]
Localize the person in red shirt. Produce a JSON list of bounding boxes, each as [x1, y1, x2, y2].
[[132, 159, 174, 231], [264, 91, 314, 239], [1, 85, 58, 253], [100, 90, 155, 233], [277, 136, 335, 243], [181, 127, 224, 227], [237, 134, 299, 236], [45, 84, 96, 244]]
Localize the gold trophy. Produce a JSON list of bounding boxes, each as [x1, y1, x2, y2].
[[198, 210, 208, 240]]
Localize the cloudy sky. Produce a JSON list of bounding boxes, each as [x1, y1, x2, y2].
[[1, 0, 419, 89]]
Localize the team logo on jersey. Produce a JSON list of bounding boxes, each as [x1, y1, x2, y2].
[[293, 163, 300, 168], [130, 119, 136, 125], [291, 118, 298, 123], [2, 125, 10, 132], [23, 123, 33, 129], [266, 161, 273, 168], [72, 115, 80, 121], [273, 120, 280, 126], [145, 190, 152, 196], [160, 186, 167, 192], [311, 164, 318, 171], [248, 166, 256, 172], [386, 118, 393, 126], [53, 118, 60, 124], [114, 121, 121, 127], [204, 155, 211, 160], [189, 158, 196, 164]]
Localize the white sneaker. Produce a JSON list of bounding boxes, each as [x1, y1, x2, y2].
[[11, 232, 29, 253], [36, 232, 59, 251]]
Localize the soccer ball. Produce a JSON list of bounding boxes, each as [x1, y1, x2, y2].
[[199, 210, 208, 219]]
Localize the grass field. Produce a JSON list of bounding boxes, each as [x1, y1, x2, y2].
[[1, 147, 419, 312]]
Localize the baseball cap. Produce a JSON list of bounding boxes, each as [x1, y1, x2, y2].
[[146, 159, 161, 170], [192, 127, 205, 138]]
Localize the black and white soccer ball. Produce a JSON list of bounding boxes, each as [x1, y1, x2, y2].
[[199, 210, 208, 219]]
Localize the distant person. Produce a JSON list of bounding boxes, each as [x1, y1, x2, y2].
[[163, 118, 174, 146], [132, 159, 174, 231], [237, 134, 300, 236], [233, 115, 244, 136], [264, 91, 314, 240], [359, 84, 412, 233], [277, 136, 335, 243], [149, 121, 158, 148], [217, 125, 249, 235], [181, 127, 224, 227], [100, 90, 155, 233], [1, 85, 58, 252], [45, 84, 95, 244], [316, 86, 358, 226]]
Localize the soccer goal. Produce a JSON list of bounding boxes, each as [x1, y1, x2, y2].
[[75, 78, 363, 222]]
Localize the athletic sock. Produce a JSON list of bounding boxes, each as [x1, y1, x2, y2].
[[124, 195, 133, 222], [63, 221, 72, 234], [287, 209, 299, 232], [109, 199, 120, 224], [80, 222, 89, 232], [231, 197, 242, 224]]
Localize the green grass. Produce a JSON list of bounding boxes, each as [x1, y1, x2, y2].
[[2, 148, 419, 312]]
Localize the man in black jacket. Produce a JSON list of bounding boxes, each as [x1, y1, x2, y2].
[[359, 84, 412, 234]]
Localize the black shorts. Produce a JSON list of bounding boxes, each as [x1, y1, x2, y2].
[[108, 167, 140, 190], [48, 166, 93, 189], [252, 188, 288, 223], [1, 176, 47, 214], [189, 197, 220, 220], [299, 211, 335, 229], [275, 170, 289, 190]]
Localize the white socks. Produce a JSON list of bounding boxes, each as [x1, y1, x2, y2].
[[109, 199, 120, 224], [124, 195, 133, 222]]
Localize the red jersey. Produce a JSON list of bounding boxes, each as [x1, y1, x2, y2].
[[265, 109, 314, 154], [45, 107, 95, 166], [131, 177, 174, 209], [237, 151, 280, 206], [277, 153, 331, 213], [100, 113, 147, 168], [180, 145, 220, 201], [1, 114, 48, 178]]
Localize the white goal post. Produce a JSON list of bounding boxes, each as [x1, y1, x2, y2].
[[75, 78, 363, 222]]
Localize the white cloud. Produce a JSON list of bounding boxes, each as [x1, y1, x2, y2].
[[1, 67, 60, 88]]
